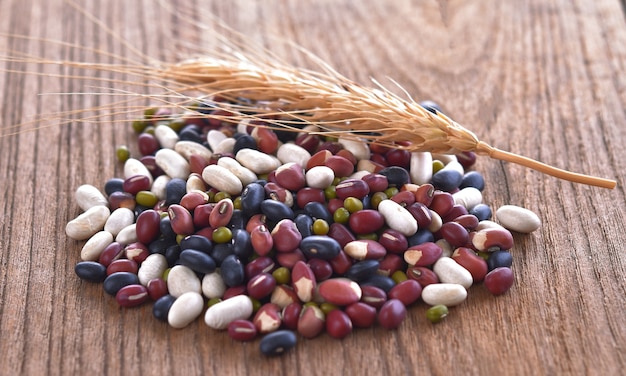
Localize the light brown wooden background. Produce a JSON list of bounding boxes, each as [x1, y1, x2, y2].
[[1, 0, 624, 375]]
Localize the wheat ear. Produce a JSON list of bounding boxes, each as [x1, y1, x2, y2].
[[152, 58, 616, 189]]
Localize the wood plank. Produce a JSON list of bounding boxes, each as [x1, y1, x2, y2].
[[0, 0, 624, 374]]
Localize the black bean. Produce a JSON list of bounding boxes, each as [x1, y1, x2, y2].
[[407, 229, 435, 246], [165, 178, 187, 205], [165, 245, 181, 267], [211, 243, 235, 265], [149, 237, 176, 255], [304, 202, 333, 223], [233, 134, 257, 154], [359, 274, 395, 293], [487, 250, 513, 271], [232, 229, 253, 260], [178, 126, 204, 143], [152, 294, 176, 322], [345, 260, 380, 282], [104, 178, 125, 196], [159, 217, 176, 240], [419, 100, 442, 114], [261, 199, 295, 222], [240, 182, 265, 217], [300, 236, 341, 260], [259, 330, 297, 356], [469, 204, 492, 221], [74, 261, 107, 283], [179, 235, 213, 254], [378, 166, 410, 187], [220, 255, 245, 287], [460, 171, 485, 191], [103, 272, 139, 295], [179, 249, 216, 274], [295, 214, 314, 238], [431, 169, 463, 192]]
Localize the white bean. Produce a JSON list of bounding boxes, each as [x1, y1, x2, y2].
[[66, 205, 111, 240], [453, 187, 483, 210], [124, 158, 153, 184], [421, 283, 468, 306], [155, 148, 190, 180], [305, 166, 335, 189], [167, 265, 202, 298], [496, 205, 541, 233], [433, 257, 473, 289], [202, 164, 243, 195], [204, 295, 254, 330], [75, 184, 108, 211], [115, 223, 137, 245], [151, 175, 170, 200], [201, 272, 227, 299], [410, 152, 433, 185], [154, 124, 179, 149], [377, 199, 418, 236], [236, 148, 280, 174], [104, 208, 135, 236], [337, 138, 370, 161], [138, 254, 168, 286], [80, 231, 113, 261], [168, 292, 204, 329], [276, 143, 311, 167], [175, 140, 213, 161], [207, 129, 227, 151], [217, 157, 258, 187]]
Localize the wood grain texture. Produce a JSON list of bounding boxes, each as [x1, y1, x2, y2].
[[1, 0, 625, 374]]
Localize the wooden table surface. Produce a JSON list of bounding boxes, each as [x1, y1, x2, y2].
[[1, 0, 625, 375]]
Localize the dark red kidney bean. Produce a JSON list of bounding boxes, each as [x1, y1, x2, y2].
[[406, 266, 439, 287], [360, 274, 395, 293], [335, 179, 370, 200], [247, 273, 277, 300], [360, 285, 387, 309], [116, 284, 149, 307], [327, 223, 356, 248], [454, 214, 480, 230], [390, 190, 415, 206], [98, 242, 124, 267], [281, 303, 303, 330], [103, 272, 140, 295], [296, 188, 325, 209], [325, 155, 354, 177], [108, 191, 136, 211], [414, 184, 435, 206], [388, 280, 422, 306], [275, 248, 306, 269], [136, 209, 161, 245], [345, 302, 377, 328], [439, 222, 469, 247], [361, 173, 388, 192], [487, 250, 513, 271], [152, 294, 176, 322], [228, 320, 258, 342], [168, 204, 195, 235], [75, 261, 107, 283], [407, 202, 433, 228], [179, 249, 216, 274], [221, 255, 245, 287], [300, 236, 341, 260], [377, 299, 407, 329], [251, 225, 273, 256], [328, 250, 353, 275], [140, 155, 164, 178], [345, 260, 380, 282], [179, 235, 213, 254], [443, 204, 469, 222], [240, 182, 265, 217], [107, 259, 139, 276], [271, 219, 302, 253], [452, 247, 488, 282], [429, 192, 455, 217], [307, 259, 333, 282], [259, 330, 297, 356], [378, 254, 405, 276], [348, 210, 385, 234], [123, 174, 151, 195], [245, 256, 275, 280], [484, 267, 514, 295], [137, 133, 160, 155], [146, 278, 168, 300], [378, 229, 408, 254], [326, 309, 353, 339]]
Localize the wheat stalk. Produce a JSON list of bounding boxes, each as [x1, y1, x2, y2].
[[150, 57, 616, 189]]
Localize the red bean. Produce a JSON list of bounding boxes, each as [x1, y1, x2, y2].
[[250, 225, 273, 256], [307, 259, 333, 282], [125, 242, 149, 264], [245, 256, 275, 280], [335, 179, 370, 200], [378, 229, 408, 254], [123, 174, 151, 195], [275, 248, 306, 269], [407, 202, 433, 228], [281, 303, 303, 330], [326, 309, 353, 339], [136, 209, 161, 245], [328, 250, 352, 275], [325, 155, 354, 177], [414, 184, 435, 206], [430, 191, 455, 217], [168, 204, 195, 235], [360, 285, 387, 309], [484, 267, 514, 295], [116, 284, 149, 307], [296, 187, 325, 208], [406, 266, 439, 287], [348, 210, 385, 234], [271, 219, 302, 253], [107, 259, 138, 275], [404, 242, 443, 267], [209, 198, 234, 228], [98, 242, 124, 266], [361, 173, 388, 192], [147, 278, 168, 300], [247, 273, 277, 300], [439, 222, 469, 247], [452, 247, 488, 282], [377, 299, 407, 329], [387, 280, 422, 306], [137, 133, 160, 156]]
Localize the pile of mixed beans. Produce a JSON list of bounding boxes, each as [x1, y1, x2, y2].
[[67, 100, 541, 356]]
